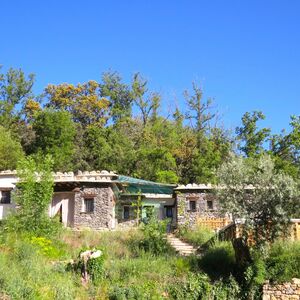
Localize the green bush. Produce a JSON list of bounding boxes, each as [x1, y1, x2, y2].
[[266, 241, 300, 283], [87, 253, 105, 283], [199, 241, 236, 280], [242, 255, 266, 300], [168, 272, 212, 300], [139, 216, 171, 255]]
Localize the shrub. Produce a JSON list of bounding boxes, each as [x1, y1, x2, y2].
[[168, 272, 212, 300], [6, 155, 61, 238], [242, 254, 266, 300], [212, 275, 241, 300], [87, 253, 105, 283], [139, 216, 171, 255], [265, 240, 300, 283], [199, 241, 236, 280]]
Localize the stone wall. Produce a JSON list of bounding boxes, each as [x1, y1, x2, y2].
[[73, 185, 115, 230], [263, 278, 300, 300], [177, 191, 223, 227]]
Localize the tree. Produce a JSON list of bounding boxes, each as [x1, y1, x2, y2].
[[8, 155, 57, 236], [184, 82, 216, 135], [236, 111, 270, 157], [269, 115, 300, 179], [217, 154, 300, 248], [132, 73, 161, 126], [45, 81, 110, 127], [100, 71, 133, 122], [0, 126, 24, 170], [0, 67, 35, 128], [32, 109, 76, 171]]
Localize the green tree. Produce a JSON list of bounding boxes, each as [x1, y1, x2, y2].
[[32, 109, 76, 171], [269, 115, 300, 179], [236, 111, 270, 157], [0, 66, 35, 129], [100, 71, 133, 122], [132, 73, 161, 126], [0, 126, 24, 170], [217, 154, 300, 248], [184, 82, 216, 135], [8, 155, 57, 236]]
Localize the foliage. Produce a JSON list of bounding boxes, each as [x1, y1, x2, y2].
[[86, 254, 105, 284], [176, 224, 214, 247], [0, 66, 35, 129], [265, 240, 300, 283], [139, 215, 171, 255], [31, 109, 76, 171], [236, 111, 270, 157], [242, 254, 266, 300], [7, 155, 60, 237], [45, 81, 110, 127], [168, 272, 212, 300], [29, 236, 66, 259], [217, 154, 300, 246], [0, 235, 83, 300], [199, 241, 236, 281], [0, 126, 24, 170]]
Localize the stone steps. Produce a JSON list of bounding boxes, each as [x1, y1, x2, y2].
[[167, 234, 198, 256]]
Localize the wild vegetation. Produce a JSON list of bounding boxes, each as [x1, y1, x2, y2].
[[0, 65, 299, 299], [0, 66, 299, 184]]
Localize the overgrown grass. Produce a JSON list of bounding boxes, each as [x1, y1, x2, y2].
[[0, 235, 87, 299], [266, 240, 300, 283], [1, 226, 299, 300], [176, 224, 215, 247], [198, 240, 237, 281]]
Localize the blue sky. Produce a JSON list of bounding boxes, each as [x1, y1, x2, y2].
[[1, 0, 299, 133]]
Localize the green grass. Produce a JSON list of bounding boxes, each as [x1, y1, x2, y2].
[[176, 224, 215, 247], [1, 226, 299, 299], [266, 240, 300, 283]]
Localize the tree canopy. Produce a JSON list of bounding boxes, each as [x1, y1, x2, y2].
[[0, 65, 299, 184]]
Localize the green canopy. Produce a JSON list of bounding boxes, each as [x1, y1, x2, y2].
[[115, 175, 175, 195]]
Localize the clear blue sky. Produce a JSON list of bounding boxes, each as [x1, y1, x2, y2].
[[1, 0, 299, 133]]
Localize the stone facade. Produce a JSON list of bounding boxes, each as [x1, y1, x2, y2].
[[263, 278, 300, 300], [176, 190, 223, 227], [74, 185, 115, 230]]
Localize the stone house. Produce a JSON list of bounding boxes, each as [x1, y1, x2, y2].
[[0, 170, 231, 230], [0, 170, 118, 230], [115, 175, 176, 228], [175, 184, 230, 230], [0, 170, 177, 230]]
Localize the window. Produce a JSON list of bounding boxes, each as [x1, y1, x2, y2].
[[165, 206, 173, 218], [207, 200, 213, 210], [83, 198, 94, 213], [123, 206, 130, 220], [0, 191, 11, 204], [189, 200, 196, 211]]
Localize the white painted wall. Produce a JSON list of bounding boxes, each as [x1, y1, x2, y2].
[[0, 203, 15, 219], [49, 192, 75, 227]]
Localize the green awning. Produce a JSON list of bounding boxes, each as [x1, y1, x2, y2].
[[115, 175, 175, 195]]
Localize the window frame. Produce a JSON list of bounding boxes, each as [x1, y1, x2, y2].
[[189, 200, 197, 212], [207, 199, 213, 210], [165, 206, 173, 218], [123, 205, 130, 220], [83, 197, 94, 214], [0, 190, 11, 204]]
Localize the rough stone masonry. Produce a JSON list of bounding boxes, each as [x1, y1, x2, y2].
[[263, 278, 300, 300]]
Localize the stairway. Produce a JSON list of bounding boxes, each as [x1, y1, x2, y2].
[[167, 234, 198, 256]]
